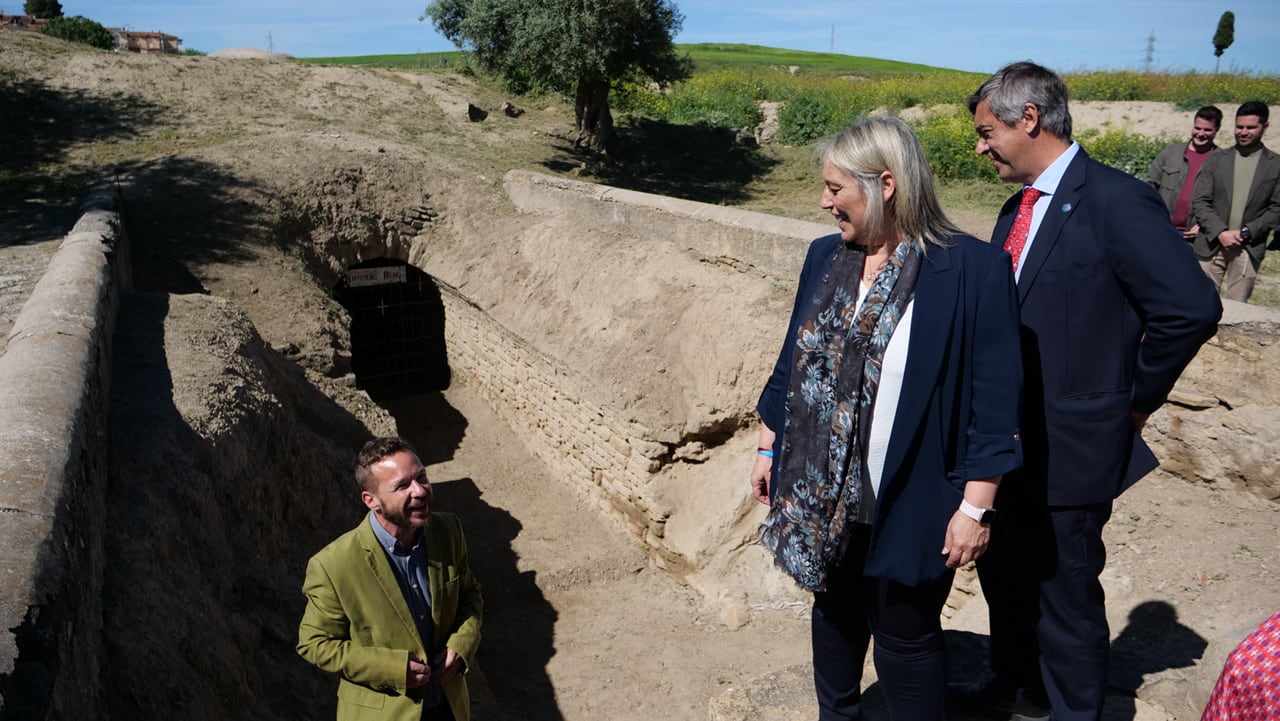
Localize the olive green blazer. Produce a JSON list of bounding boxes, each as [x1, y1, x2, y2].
[[298, 512, 482, 721]]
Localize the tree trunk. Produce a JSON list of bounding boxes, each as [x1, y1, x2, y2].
[[574, 79, 621, 159]]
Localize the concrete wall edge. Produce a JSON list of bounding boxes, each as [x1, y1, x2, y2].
[[0, 187, 127, 717]]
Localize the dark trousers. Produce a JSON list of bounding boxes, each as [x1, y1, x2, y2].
[[425, 701, 456, 721], [811, 524, 955, 721], [976, 502, 1113, 721]]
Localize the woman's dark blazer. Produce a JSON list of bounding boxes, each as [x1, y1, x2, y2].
[[757, 232, 1023, 586]]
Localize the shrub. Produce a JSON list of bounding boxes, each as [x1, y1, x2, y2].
[[1155, 72, 1280, 109], [911, 109, 997, 182], [1076, 128, 1172, 176], [1060, 70, 1280, 109], [614, 69, 977, 139], [40, 15, 114, 50], [663, 71, 764, 128], [1067, 72, 1151, 101], [612, 64, 1279, 153], [777, 95, 847, 145], [867, 74, 977, 110], [612, 80, 669, 118]]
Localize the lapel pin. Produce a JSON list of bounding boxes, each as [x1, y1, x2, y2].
[[1061, 203, 1073, 213]]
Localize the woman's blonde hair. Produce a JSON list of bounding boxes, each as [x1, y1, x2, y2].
[[817, 115, 959, 250]]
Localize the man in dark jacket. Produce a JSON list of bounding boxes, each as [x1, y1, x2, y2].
[[1145, 105, 1222, 239], [961, 62, 1222, 721]]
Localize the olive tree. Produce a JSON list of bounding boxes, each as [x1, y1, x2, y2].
[[24, 0, 63, 18], [424, 0, 691, 157]]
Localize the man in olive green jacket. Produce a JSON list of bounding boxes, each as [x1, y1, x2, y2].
[[299, 438, 482, 721]]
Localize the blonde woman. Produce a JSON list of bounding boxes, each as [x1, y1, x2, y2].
[[750, 115, 1022, 720]]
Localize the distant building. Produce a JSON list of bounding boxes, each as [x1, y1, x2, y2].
[[107, 29, 183, 54], [1, 15, 183, 55], [0, 13, 47, 31]]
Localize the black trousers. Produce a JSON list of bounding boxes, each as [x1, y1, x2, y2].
[[424, 701, 456, 721], [976, 501, 1113, 721], [811, 524, 955, 721]]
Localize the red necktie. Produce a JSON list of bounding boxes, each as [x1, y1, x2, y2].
[[1003, 187, 1041, 274]]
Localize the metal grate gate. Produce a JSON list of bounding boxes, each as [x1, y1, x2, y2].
[[333, 259, 450, 400]]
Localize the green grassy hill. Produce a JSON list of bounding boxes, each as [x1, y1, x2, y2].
[[679, 43, 972, 76], [297, 50, 461, 69], [299, 43, 972, 76]]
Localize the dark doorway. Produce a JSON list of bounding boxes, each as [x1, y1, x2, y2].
[[333, 259, 450, 400]]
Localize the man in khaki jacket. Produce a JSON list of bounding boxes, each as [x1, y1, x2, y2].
[[299, 437, 482, 721]]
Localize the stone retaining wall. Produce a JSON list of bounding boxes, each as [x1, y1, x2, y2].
[[436, 281, 687, 568], [1153, 299, 1280, 502], [503, 169, 830, 281], [436, 172, 834, 575], [0, 190, 129, 718]]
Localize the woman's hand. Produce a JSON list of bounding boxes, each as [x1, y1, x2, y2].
[[750, 454, 772, 505], [941, 512, 990, 569], [750, 426, 777, 506]]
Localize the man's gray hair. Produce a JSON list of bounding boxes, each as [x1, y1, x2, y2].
[[967, 61, 1073, 140]]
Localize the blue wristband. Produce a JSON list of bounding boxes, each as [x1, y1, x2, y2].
[[757, 448, 774, 459]]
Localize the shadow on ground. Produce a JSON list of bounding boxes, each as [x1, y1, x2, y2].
[[394, 396, 562, 721], [1107, 600, 1207, 719], [105, 292, 377, 721], [0, 77, 167, 247], [432, 477, 560, 721], [541, 117, 778, 205], [883, 602, 1207, 721], [118, 155, 275, 291], [381, 392, 467, 467], [0, 76, 164, 182], [0, 74, 269, 281]]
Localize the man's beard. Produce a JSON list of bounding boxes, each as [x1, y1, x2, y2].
[[378, 503, 430, 531]]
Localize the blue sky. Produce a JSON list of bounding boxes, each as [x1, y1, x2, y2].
[[62, 1, 1280, 74]]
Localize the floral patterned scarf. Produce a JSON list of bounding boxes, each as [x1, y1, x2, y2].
[[759, 239, 921, 591]]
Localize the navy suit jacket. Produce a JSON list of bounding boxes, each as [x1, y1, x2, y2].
[[993, 149, 1221, 507], [758, 232, 1023, 586]]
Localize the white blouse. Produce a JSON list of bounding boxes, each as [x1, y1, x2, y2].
[[855, 282, 914, 524]]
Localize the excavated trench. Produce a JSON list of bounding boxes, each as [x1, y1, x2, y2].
[[87, 164, 1280, 721], [90, 162, 831, 716], [95, 196, 472, 721]]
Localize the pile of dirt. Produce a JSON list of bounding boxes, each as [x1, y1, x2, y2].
[[208, 47, 293, 60]]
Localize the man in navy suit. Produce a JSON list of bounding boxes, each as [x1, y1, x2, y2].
[[959, 62, 1222, 721]]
